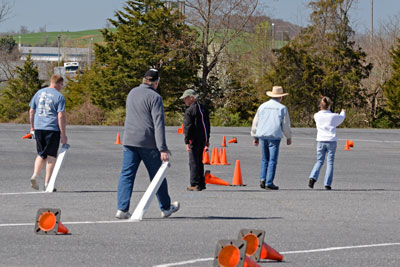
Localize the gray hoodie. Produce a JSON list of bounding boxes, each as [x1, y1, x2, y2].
[[123, 84, 168, 152]]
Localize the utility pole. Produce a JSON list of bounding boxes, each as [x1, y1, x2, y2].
[[57, 35, 61, 67], [370, 0, 373, 43], [88, 37, 93, 68], [271, 23, 275, 49]]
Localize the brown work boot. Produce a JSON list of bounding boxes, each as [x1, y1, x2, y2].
[[187, 185, 202, 191]]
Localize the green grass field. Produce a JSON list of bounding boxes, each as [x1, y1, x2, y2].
[[14, 27, 286, 50], [13, 29, 109, 47]]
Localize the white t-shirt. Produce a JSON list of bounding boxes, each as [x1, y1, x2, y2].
[[314, 110, 345, 141]]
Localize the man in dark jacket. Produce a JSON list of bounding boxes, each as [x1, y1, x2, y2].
[[180, 89, 210, 191]]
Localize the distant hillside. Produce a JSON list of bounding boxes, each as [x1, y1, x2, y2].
[[13, 16, 301, 48], [12, 29, 109, 47]]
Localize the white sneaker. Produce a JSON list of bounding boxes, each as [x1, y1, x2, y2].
[[161, 201, 180, 218], [115, 210, 131, 219], [30, 176, 39, 190]]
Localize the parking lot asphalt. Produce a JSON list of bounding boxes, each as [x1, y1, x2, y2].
[[0, 124, 399, 267]]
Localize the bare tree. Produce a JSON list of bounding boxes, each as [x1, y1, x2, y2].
[[0, 0, 13, 24], [184, 0, 259, 97], [357, 14, 400, 126]]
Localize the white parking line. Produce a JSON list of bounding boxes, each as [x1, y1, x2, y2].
[[153, 242, 400, 267], [0, 220, 132, 228], [0, 191, 46, 196]]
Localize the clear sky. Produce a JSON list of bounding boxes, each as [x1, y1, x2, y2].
[[0, 0, 399, 33]]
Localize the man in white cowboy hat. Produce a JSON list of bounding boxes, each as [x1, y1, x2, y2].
[[251, 86, 292, 190]]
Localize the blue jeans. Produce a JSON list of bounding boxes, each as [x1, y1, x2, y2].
[[309, 141, 337, 186], [117, 146, 171, 212], [259, 139, 281, 186]]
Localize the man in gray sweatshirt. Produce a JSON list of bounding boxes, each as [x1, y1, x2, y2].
[[116, 69, 180, 219]]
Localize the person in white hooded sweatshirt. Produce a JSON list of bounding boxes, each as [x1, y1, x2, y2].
[[308, 96, 345, 190]]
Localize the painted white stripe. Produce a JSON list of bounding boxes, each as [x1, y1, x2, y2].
[[280, 242, 400, 254], [154, 258, 213, 267], [0, 220, 132, 228], [153, 242, 400, 267], [0, 191, 46, 196], [295, 137, 400, 143], [0, 223, 34, 227], [210, 133, 400, 143]]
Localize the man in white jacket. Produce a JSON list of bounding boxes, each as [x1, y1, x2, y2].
[[251, 86, 292, 190]]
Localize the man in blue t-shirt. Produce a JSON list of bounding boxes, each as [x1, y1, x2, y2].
[[29, 74, 68, 190]]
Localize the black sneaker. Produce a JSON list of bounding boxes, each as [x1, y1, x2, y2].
[[308, 178, 316, 189], [325, 186, 332, 190], [260, 180, 266, 189], [266, 184, 279, 190]]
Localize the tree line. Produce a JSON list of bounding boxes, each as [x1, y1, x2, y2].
[[0, 0, 399, 128]]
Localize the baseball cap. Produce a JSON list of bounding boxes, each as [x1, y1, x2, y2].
[[180, 89, 197, 99], [144, 68, 159, 82]]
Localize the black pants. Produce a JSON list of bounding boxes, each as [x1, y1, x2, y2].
[[188, 144, 205, 187]]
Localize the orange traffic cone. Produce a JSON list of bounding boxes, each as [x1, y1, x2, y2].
[[213, 240, 261, 267], [210, 148, 216, 165], [239, 229, 265, 261], [203, 149, 210, 165], [115, 132, 122, 145], [22, 133, 32, 139], [349, 140, 354, 147], [238, 229, 283, 262], [205, 170, 230, 186], [222, 136, 227, 147], [232, 160, 245, 186], [212, 148, 221, 165], [34, 208, 69, 235], [260, 243, 283, 261], [344, 139, 354, 151], [177, 124, 184, 134], [228, 137, 237, 144], [219, 148, 231, 165]]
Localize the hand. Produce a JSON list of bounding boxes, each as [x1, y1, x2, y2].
[[204, 145, 209, 152], [61, 134, 68, 145], [253, 139, 259, 146], [287, 139, 292, 145], [185, 144, 191, 152], [161, 151, 169, 162]]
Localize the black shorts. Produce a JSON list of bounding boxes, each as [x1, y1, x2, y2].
[[35, 130, 60, 158]]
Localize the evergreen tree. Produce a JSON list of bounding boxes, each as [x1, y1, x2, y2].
[[68, 0, 200, 112], [382, 38, 400, 127], [264, 0, 371, 126], [0, 54, 42, 122]]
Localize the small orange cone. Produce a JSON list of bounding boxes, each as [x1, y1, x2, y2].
[[203, 149, 210, 165], [212, 148, 221, 165], [115, 132, 122, 145], [205, 170, 230, 186], [222, 136, 227, 147], [349, 140, 354, 147], [34, 208, 69, 235], [219, 148, 231, 165], [238, 229, 283, 262], [260, 243, 283, 261], [232, 160, 245, 186], [213, 240, 261, 267], [344, 139, 354, 151], [228, 137, 237, 144], [210, 148, 216, 165], [22, 133, 32, 139], [177, 124, 184, 134]]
